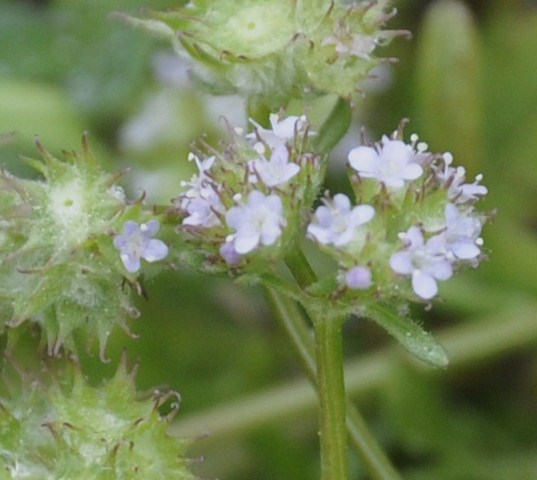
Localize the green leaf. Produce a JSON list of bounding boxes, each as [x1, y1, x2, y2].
[[365, 303, 449, 367], [313, 97, 353, 154], [415, 0, 483, 176]]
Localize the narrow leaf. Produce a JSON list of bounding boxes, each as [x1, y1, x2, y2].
[[365, 303, 449, 367], [415, 0, 483, 176]]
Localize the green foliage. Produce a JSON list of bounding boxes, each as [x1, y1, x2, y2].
[[415, 0, 484, 175]]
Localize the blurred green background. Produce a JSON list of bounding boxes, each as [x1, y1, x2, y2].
[[2, 0, 537, 478]]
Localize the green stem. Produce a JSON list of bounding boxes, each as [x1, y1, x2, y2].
[[266, 288, 401, 479], [314, 312, 349, 480], [172, 297, 537, 441], [284, 248, 317, 288], [282, 244, 401, 479]]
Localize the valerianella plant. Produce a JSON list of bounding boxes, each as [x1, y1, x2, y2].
[[313, 127, 487, 302], [171, 113, 489, 366], [0, 1, 492, 479]]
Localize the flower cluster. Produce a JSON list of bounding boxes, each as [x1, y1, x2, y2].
[[173, 113, 321, 272], [307, 125, 488, 300], [117, 0, 406, 105]]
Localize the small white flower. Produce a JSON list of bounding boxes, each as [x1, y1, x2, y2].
[[225, 190, 286, 254], [443, 203, 483, 260], [182, 187, 224, 227], [179, 153, 225, 227], [113, 220, 168, 273], [390, 227, 453, 300], [250, 145, 300, 187], [307, 193, 374, 247], [436, 153, 487, 203], [248, 113, 306, 149], [348, 138, 423, 189], [344, 266, 372, 290]]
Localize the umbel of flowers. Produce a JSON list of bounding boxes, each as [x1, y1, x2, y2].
[[0, 137, 168, 358], [308, 122, 488, 302], [115, 0, 408, 106], [172, 113, 323, 273], [173, 113, 488, 308], [0, 356, 194, 479]]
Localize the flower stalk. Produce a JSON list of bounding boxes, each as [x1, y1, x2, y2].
[[279, 240, 402, 479], [313, 311, 349, 480]]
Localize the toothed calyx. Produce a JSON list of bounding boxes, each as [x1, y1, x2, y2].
[[116, 0, 406, 105], [0, 136, 165, 358], [0, 357, 195, 480]]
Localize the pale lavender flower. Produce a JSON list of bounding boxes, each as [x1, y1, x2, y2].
[[179, 153, 216, 197], [114, 220, 168, 273], [182, 187, 224, 227], [226, 190, 286, 254], [250, 145, 300, 187], [390, 227, 453, 300], [344, 266, 372, 290], [248, 113, 306, 149], [219, 241, 242, 265], [179, 153, 225, 227], [443, 203, 483, 260], [348, 138, 423, 188], [436, 153, 487, 203], [307, 194, 374, 247]]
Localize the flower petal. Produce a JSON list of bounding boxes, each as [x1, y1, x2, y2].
[[143, 239, 169, 262], [348, 146, 378, 174], [412, 270, 438, 299]]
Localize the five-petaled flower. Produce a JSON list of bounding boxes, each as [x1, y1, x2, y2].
[[348, 138, 423, 189], [249, 144, 300, 187], [226, 190, 286, 255], [307, 193, 375, 247], [248, 113, 306, 150], [114, 220, 168, 273], [390, 227, 453, 300], [443, 203, 483, 260], [435, 153, 488, 203]]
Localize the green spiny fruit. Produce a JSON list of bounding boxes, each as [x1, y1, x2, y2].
[[0, 136, 166, 359], [0, 356, 195, 479], [115, 0, 407, 106]]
